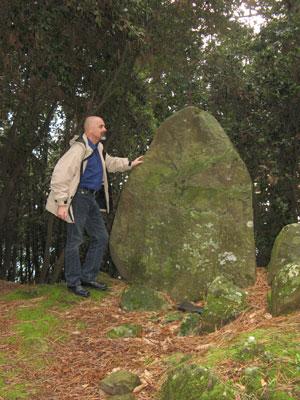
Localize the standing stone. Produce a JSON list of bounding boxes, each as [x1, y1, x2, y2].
[[270, 263, 300, 316], [267, 223, 300, 284], [110, 107, 256, 301]]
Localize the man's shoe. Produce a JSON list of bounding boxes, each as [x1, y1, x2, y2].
[[68, 285, 90, 297], [81, 281, 107, 291]]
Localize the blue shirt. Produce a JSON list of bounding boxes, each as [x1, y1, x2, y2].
[[79, 139, 103, 191]]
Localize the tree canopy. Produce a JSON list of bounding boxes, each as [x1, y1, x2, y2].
[[0, 0, 299, 281]]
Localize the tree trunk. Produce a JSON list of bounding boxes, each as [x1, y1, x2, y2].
[[39, 213, 54, 283], [3, 232, 13, 281], [49, 249, 65, 284]]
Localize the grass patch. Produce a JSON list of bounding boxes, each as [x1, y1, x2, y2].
[[3, 284, 81, 308], [3, 282, 107, 306], [0, 352, 7, 365], [204, 328, 300, 365], [0, 376, 29, 400], [0, 368, 36, 400], [5, 284, 107, 357]]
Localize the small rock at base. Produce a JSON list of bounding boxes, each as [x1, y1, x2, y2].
[[100, 370, 141, 395]]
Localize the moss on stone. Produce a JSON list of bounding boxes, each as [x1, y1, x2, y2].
[[160, 364, 216, 400], [100, 370, 141, 395], [270, 262, 300, 316], [199, 275, 247, 332], [106, 324, 142, 339], [110, 107, 256, 301], [160, 363, 235, 400], [178, 313, 202, 336], [268, 223, 300, 284], [163, 311, 184, 324], [199, 382, 235, 400], [120, 285, 169, 311]]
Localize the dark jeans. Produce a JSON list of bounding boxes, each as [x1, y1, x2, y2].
[[64, 191, 108, 287]]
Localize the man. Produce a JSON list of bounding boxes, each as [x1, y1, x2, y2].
[[46, 116, 143, 297]]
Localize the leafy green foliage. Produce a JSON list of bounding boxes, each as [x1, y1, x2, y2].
[[1, 1, 300, 280]]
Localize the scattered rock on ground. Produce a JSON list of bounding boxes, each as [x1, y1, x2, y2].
[[160, 363, 235, 400], [120, 285, 169, 311], [106, 324, 143, 339], [199, 275, 248, 333], [100, 370, 141, 395], [178, 313, 202, 336]]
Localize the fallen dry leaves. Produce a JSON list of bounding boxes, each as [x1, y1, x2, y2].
[[0, 268, 299, 400]]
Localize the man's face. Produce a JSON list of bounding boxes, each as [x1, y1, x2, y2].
[[92, 117, 107, 140], [85, 116, 107, 143]]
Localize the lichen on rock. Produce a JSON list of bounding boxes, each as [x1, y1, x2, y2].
[[270, 262, 300, 316], [199, 275, 248, 332], [268, 223, 300, 284], [160, 363, 235, 400]]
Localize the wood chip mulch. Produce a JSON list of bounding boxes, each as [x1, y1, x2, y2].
[[1, 269, 299, 400]]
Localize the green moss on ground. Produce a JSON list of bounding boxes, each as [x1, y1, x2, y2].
[[202, 327, 300, 399], [163, 311, 183, 323], [0, 283, 107, 398], [3, 283, 106, 306], [4, 284, 105, 358]]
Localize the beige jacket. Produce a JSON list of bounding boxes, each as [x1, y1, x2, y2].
[[46, 133, 131, 223]]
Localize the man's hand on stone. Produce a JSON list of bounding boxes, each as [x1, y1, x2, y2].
[[131, 156, 144, 168], [57, 205, 68, 220]]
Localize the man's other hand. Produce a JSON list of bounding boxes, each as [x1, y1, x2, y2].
[[57, 205, 68, 220]]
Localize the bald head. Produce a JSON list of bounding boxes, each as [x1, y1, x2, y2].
[[84, 116, 107, 144], [84, 116, 102, 132]]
